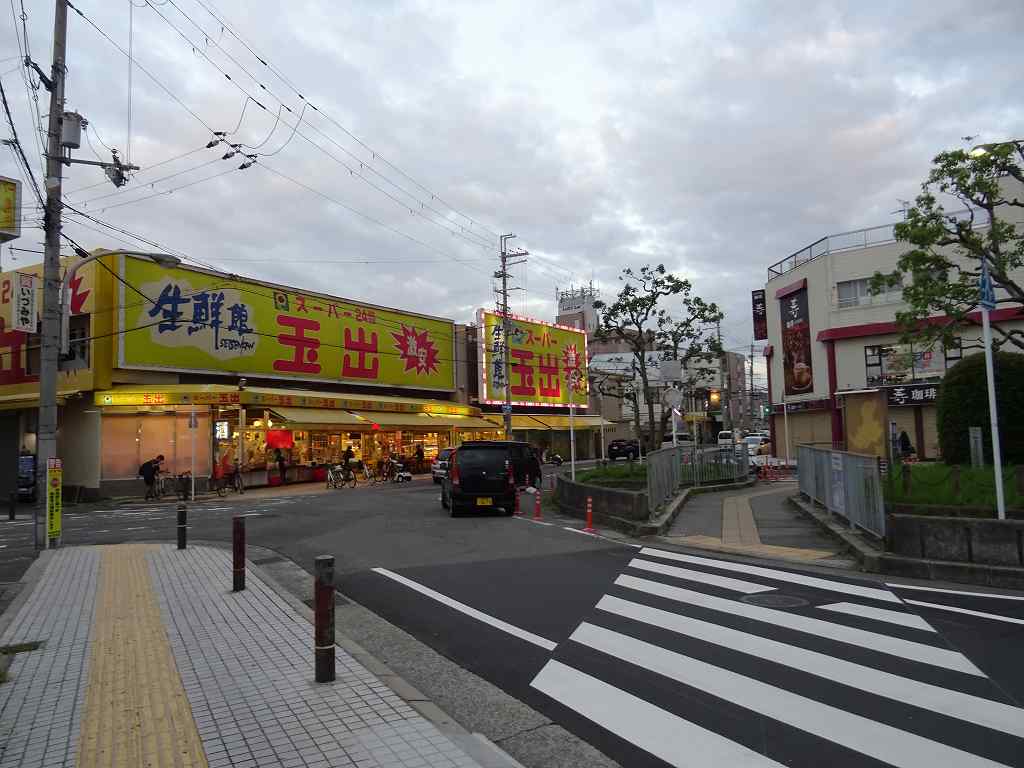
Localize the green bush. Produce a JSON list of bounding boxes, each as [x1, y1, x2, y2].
[[937, 351, 1024, 464], [577, 463, 647, 488]]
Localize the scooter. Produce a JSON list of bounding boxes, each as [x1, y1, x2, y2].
[[545, 453, 564, 466], [390, 457, 414, 483]]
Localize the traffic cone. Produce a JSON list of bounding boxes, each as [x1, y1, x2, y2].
[[533, 489, 542, 520], [584, 496, 596, 534]]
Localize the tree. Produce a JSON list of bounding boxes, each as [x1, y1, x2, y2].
[[936, 351, 1024, 464], [656, 303, 723, 441], [594, 264, 721, 446], [870, 140, 1024, 352]]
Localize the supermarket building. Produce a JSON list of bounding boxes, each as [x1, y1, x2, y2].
[[0, 251, 518, 498]]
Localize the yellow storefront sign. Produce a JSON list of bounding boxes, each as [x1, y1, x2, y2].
[[47, 457, 62, 542], [118, 256, 455, 392], [477, 309, 588, 408]]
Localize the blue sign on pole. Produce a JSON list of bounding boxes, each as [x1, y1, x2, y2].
[[979, 261, 997, 310]]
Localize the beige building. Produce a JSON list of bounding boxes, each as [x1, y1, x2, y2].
[[762, 179, 1024, 462]]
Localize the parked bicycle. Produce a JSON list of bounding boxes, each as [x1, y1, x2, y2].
[[214, 463, 245, 497], [151, 472, 168, 500], [175, 471, 194, 501], [327, 462, 357, 489]]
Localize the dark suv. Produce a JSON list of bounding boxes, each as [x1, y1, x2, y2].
[[608, 438, 641, 461], [441, 441, 540, 516]]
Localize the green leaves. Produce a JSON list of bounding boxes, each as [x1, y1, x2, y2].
[[870, 139, 1024, 352]]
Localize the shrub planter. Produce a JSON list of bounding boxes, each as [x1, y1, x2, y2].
[[889, 503, 1024, 520], [555, 476, 648, 533], [886, 513, 1024, 568]]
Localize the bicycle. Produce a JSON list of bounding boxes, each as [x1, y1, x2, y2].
[[175, 472, 194, 501], [149, 472, 167, 501], [214, 464, 245, 497], [362, 462, 379, 484], [327, 463, 357, 489]]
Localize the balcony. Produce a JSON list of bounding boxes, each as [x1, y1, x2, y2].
[[767, 208, 990, 281]]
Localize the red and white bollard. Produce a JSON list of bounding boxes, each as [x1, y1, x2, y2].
[[533, 489, 543, 520], [584, 496, 596, 533]]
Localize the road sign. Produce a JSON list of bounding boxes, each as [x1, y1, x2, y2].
[[979, 261, 997, 310], [501, 404, 512, 414], [46, 457, 62, 544]]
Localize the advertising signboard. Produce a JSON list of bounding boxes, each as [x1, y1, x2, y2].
[[119, 256, 456, 391], [751, 289, 767, 341], [46, 457, 62, 543], [477, 309, 588, 408], [780, 285, 813, 395], [13, 273, 36, 333], [0, 176, 21, 243]]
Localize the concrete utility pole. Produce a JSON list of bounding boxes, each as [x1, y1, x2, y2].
[[749, 341, 755, 432], [717, 320, 731, 432], [36, 0, 68, 546], [496, 234, 527, 438]]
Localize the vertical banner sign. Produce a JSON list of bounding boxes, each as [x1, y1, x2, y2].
[[46, 457, 62, 542], [13, 273, 37, 333], [781, 286, 813, 395], [751, 289, 767, 341]]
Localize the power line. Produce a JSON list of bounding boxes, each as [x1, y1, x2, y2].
[[80, 163, 244, 213], [64, 145, 209, 197], [9, 0, 46, 177], [74, 155, 223, 206], [145, 0, 495, 253], [0, 77, 44, 206], [188, 0, 500, 241]]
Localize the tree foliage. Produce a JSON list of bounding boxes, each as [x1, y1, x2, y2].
[[593, 264, 722, 445], [936, 351, 1024, 464], [871, 140, 1024, 352]]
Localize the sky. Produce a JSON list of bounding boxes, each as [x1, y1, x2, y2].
[[4, 0, 1023, 387]]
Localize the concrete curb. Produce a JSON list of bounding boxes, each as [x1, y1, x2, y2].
[[0, 549, 54, 641], [234, 542, 534, 768], [645, 477, 758, 536], [787, 494, 883, 571]]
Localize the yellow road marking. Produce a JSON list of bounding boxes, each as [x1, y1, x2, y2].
[[78, 545, 208, 768]]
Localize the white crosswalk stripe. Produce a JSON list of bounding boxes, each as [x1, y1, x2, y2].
[[530, 551, 1024, 768]]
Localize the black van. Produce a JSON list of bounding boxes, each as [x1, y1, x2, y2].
[[441, 441, 540, 517]]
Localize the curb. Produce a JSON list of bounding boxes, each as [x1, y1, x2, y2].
[[0, 550, 54, 641], [787, 494, 883, 571], [238, 543, 529, 768]]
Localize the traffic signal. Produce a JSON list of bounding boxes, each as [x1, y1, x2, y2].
[[709, 390, 721, 406]]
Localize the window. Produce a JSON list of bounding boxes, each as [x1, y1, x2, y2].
[[865, 338, 960, 386], [65, 315, 90, 370], [837, 276, 902, 309]]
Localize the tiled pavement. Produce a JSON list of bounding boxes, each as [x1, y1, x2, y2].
[[0, 545, 484, 768]]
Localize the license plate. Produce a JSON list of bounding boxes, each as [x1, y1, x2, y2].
[[476, 497, 493, 506]]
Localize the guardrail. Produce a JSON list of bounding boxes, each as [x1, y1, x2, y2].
[[647, 446, 750, 514], [798, 445, 885, 537]]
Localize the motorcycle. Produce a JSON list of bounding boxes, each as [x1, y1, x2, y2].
[[545, 452, 564, 466]]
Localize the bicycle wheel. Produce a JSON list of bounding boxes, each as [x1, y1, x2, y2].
[[216, 478, 227, 497], [347, 472, 357, 489]]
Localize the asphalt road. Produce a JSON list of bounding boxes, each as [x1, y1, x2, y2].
[[2, 476, 1023, 767]]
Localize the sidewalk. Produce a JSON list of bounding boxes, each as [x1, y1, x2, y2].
[[658, 483, 855, 565], [0, 544, 491, 768]]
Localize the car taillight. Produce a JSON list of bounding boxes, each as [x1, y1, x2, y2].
[[449, 456, 459, 486]]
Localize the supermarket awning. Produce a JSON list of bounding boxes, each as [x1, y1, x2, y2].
[[348, 411, 438, 429], [426, 414, 503, 430], [0, 392, 74, 411], [268, 407, 363, 428], [529, 415, 608, 429], [482, 414, 552, 430]]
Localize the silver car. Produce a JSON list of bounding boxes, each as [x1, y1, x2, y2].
[[431, 448, 454, 484]]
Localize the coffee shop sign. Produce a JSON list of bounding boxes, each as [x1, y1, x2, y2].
[[887, 384, 939, 407]]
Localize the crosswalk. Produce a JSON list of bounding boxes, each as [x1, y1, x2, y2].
[[530, 547, 1024, 768]]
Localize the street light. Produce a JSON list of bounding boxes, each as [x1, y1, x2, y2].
[[969, 137, 1022, 158], [60, 249, 181, 355]]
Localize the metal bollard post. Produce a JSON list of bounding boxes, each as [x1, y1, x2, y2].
[[314, 555, 336, 683], [9, 491, 16, 521], [232, 516, 246, 592], [177, 503, 187, 549]]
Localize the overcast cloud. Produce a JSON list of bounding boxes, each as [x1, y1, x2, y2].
[[5, 0, 1023, 374]]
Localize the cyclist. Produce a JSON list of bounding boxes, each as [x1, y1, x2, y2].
[[140, 454, 165, 500]]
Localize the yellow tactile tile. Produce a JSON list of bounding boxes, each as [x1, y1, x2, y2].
[[77, 544, 208, 768]]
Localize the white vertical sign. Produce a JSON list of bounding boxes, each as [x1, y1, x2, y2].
[[13, 273, 37, 333]]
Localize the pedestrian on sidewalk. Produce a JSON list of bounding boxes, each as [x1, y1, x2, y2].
[[275, 448, 287, 485], [139, 454, 165, 500]]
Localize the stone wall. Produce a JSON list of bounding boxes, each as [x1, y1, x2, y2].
[[555, 476, 648, 522], [887, 514, 1024, 568]]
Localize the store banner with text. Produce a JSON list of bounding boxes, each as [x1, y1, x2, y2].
[[780, 286, 813, 395], [477, 309, 588, 407], [751, 289, 767, 341], [119, 256, 455, 391]]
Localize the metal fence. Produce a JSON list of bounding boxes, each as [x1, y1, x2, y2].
[[647, 446, 750, 514], [797, 445, 885, 538]]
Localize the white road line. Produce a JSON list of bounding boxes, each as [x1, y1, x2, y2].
[[563, 526, 596, 536], [371, 567, 557, 651], [92, 530, 109, 533], [122, 527, 148, 531], [640, 547, 900, 603], [572, 623, 1013, 768], [530, 660, 785, 768], [598, 595, 1024, 738], [628, 558, 776, 595], [905, 599, 1024, 626], [818, 602, 936, 632], [888, 583, 1024, 601], [615, 575, 983, 676]]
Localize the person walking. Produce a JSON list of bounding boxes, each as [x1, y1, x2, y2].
[[139, 454, 165, 500], [415, 444, 425, 474], [275, 448, 287, 485], [898, 430, 913, 459]]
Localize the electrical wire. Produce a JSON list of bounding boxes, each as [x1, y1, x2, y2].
[[75, 156, 224, 206], [152, 0, 495, 252], [81, 163, 243, 213], [188, 0, 500, 241], [65, 145, 208, 197], [0, 77, 44, 206], [10, 0, 46, 177]]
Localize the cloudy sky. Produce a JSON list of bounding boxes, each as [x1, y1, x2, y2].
[[5, 0, 1023, 380]]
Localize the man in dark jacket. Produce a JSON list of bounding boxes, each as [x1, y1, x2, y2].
[[140, 455, 165, 500]]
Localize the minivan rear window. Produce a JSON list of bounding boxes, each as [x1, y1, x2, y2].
[[455, 447, 508, 473], [718, 431, 732, 439]]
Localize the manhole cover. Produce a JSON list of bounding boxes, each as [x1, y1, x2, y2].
[[741, 593, 808, 608]]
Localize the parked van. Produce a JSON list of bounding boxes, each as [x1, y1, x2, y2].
[[717, 430, 735, 448]]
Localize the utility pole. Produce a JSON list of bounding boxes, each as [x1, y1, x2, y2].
[[717, 320, 730, 432], [36, 0, 69, 548], [496, 234, 527, 438], [749, 341, 755, 432]]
